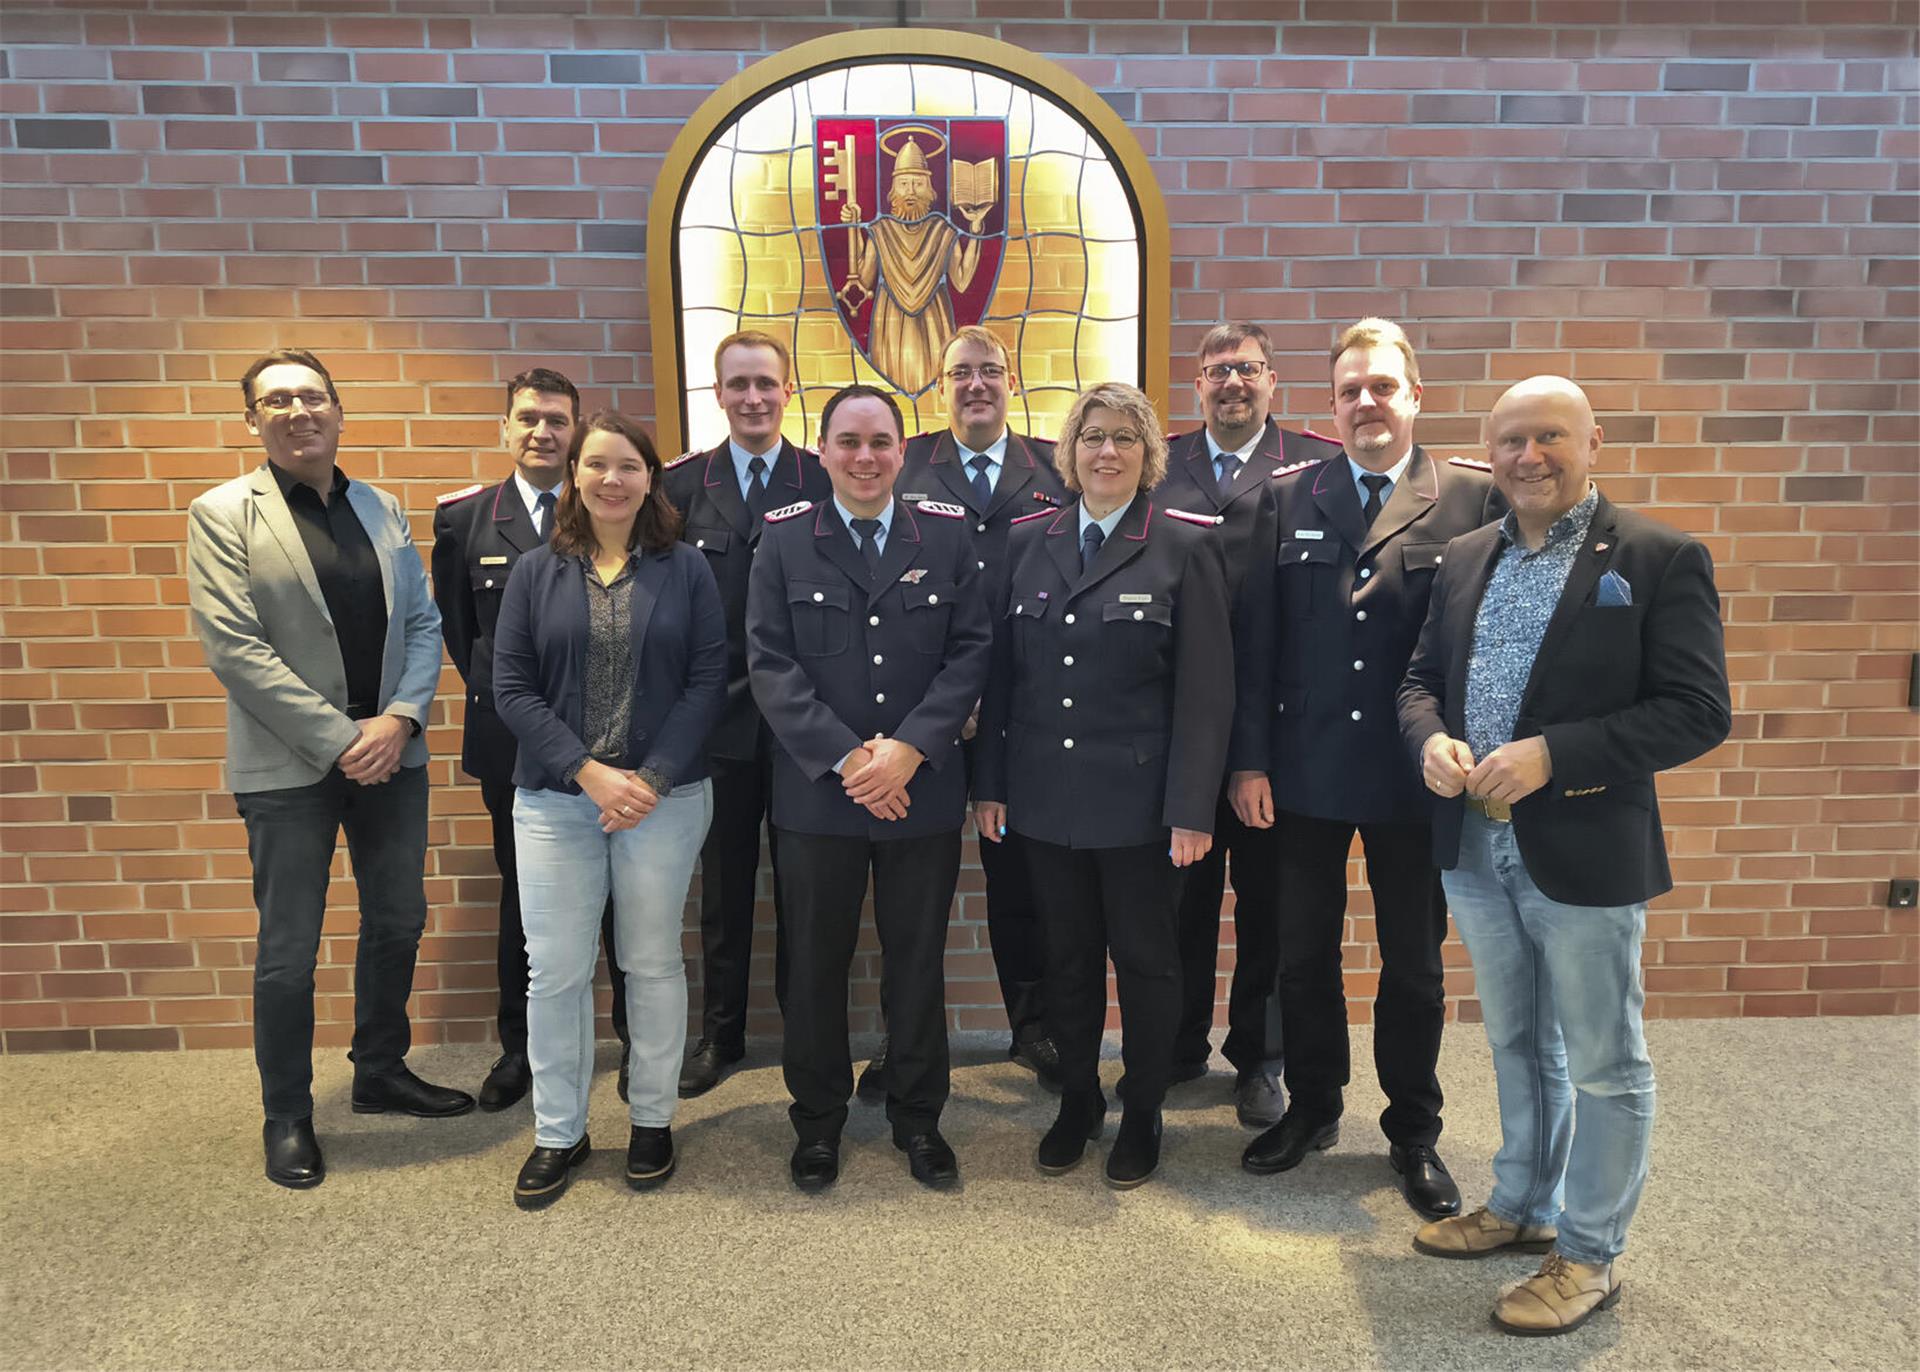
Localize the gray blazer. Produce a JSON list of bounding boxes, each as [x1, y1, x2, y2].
[[187, 462, 440, 792]]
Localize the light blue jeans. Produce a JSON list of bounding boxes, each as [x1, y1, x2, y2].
[[514, 780, 712, 1147], [1442, 811, 1656, 1266]]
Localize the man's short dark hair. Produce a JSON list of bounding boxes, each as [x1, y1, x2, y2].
[[1196, 322, 1274, 370], [819, 384, 904, 444], [505, 367, 580, 421], [240, 349, 338, 409]]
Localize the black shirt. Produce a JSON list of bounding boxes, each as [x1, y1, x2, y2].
[[271, 461, 388, 717]]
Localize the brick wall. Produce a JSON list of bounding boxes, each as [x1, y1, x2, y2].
[[2, 1, 1916, 1053]]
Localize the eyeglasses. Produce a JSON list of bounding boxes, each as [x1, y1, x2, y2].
[[253, 390, 335, 414], [1200, 361, 1268, 383], [944, 364, 1007, 384], [1076, 429, 1142, 451]]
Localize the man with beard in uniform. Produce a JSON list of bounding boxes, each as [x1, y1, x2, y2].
[[895, 324, 1068, 1093], [433, 368, 630, 1111], [1234, 317, 1501, 1221], [663, 331, 832, 1097], [1160, 323, 1342, 1129]]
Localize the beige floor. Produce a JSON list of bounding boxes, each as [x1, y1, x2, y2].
[[3, 1017, 1916, 1370]]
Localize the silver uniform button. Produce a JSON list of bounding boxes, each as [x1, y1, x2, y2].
[[1133, 609, 1144, 621], [1276, 702, 1285, 713], [484, 579, 494, 588], [977, 522, 987, 533], [813, 592, 825, 602], [1063, 655, 1073, 666], [928, 594, 938, 605], [1353, 660, 1363, 671], [1350, 709, 1362, 721], [1063, 738, 1074, 749], [978, 560, 986, 569], [695, 539, 705, 548], [1299, 549, 1310, 561], [1062, 697, 1073, 708], [1360, 568, 1372, 579], [876, 693, 886, 703], [869, 615, 880, 626], [1356, 610, 1368, 622], [873, 654, 883, 665], [1064, 613, 1075, 624]]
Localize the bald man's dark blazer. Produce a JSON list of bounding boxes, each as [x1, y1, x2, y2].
[[1397, 492, 1732, 907]]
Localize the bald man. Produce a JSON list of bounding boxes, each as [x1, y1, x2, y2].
[[1397, 376, 1730, 1336]]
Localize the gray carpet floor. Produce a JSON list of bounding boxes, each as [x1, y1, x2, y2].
[[3, 1017, 1916, 1371]]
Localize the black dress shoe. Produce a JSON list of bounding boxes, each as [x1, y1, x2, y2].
[[1242, 1109, 1340, 1175], [895, 1130, 960, 1189], [626, 1126, 676, 1190], [855, 1037, 889, 1103], [351, 1063, 476, 1117], [1036, 1090, 1107, 1174], [790, 1139, 840, 1193], [514, 1135, 590, 1210], [1105, 1108, 1162, 1189], [478, 1053, 530, 1113], [677, 1039, 744, 1098], [1390, 1142, 1463, 1219], [263, 1117, 324, 1189], [1009, 1034, 1063, 1091], [1233, 1068, 1285, 1129]]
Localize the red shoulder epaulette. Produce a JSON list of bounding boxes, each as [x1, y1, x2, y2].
[[1448, 455, 1493, 471], [436, 482, 483, 505], [1011, 508, 1055, 525], [915, 499, 966, 519], [763, 500, 814, 523], [1269, 458, 1325, 480], [664, 449, 701, 469], [1165, 507, 1224, 526]]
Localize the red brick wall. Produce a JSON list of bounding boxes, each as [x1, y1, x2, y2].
[[2, 1, 1916, 1052]]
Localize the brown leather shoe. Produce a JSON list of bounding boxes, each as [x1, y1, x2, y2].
[[1413, 1205, 1558, 1259], [1493, 1253, 1622, 1336]]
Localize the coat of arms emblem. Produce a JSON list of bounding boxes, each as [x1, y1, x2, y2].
[[815, 117, 1009, 396]]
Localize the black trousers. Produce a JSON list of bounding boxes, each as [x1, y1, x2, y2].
[[1173, 787, 1284, 1074], [693, 748, 787, 1050], [776, 827, 959, 1145], [1025, 838, 1183, 1113], [1273, 809, 1446, 1147], [481, 777, 626, 1055], [235, 767, 428, 1120], [976, 824, 1049, 1041]]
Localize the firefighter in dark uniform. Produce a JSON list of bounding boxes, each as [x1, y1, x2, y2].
[[662, 330, 832, 1098], [1159, 323, 1343, 1129], [975, 382, 1234, 1190], [896, 324, 1069, 1091], [745, 384, 991, 1195], [431, 368, 628, 1112], [1234, 318, 1501, 1220]]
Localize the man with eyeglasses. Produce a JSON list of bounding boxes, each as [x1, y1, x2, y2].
[[1161, 322, 1342, 1130], [1232, 318, 1501, 1221], [188, 349, 472, 1190], [898, 324, 1070, 1094], [434, 367, 634, 1112], [663, 330, 831, 1098]]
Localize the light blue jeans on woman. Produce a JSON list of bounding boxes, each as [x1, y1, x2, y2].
[[514, 780, 712, 1147], [1441, 810, 1656, 1266]]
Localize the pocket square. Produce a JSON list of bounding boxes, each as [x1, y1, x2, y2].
[[1596, 570, 1633, 607]]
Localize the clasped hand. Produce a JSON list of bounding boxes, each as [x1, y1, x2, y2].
[[1421, 733, 1551, 805], [843, 737, 922, 821], [579, 759, 659, 834], [337, 715, 409, 785]]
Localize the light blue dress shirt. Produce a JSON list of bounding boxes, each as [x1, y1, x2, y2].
[[833, 495, 893, 554], [1347, 450, 1412, 507], [728, 439, 781, 501]]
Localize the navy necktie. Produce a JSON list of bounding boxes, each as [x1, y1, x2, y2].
[[746, 454, 771, 523], [851, 517, 882, 575], [1361, 473, 1390, 527], [1215, 453, 1240, 492], [969, 454, 993, 508], [534, 489, 556, 539], [1080, 522, 1104, 574]]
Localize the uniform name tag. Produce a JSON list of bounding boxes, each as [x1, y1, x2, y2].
[[480, 555, 509, 565], [1118, 593, 1153, 604], [902, 492, 928, 502], [1293, 529, 1325, 540]]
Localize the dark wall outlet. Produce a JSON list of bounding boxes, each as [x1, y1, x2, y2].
[[1891, 878, 1918, 909]]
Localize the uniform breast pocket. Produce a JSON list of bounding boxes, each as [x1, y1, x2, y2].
[[1102, 598, 1173, 678], [470, 556, 513, 598], [787, 580, 850, 656], [1401, 542, 1448, 580], [688, 526, 732, 557], [904, 580, 955, 653], [1008, 595, 1050, 662], [1278, 538, 1338, 618]]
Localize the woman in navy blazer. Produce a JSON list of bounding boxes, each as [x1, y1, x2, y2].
[[493, 410, 726, 1209]]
